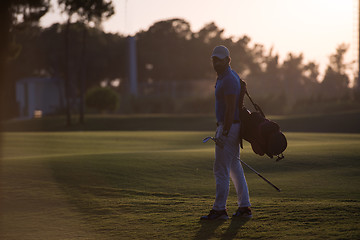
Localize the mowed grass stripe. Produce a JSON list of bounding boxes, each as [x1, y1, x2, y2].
[[1, 147, 214, 161], [1, 131, 213, 159]]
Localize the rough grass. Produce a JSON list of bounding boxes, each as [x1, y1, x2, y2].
[[1, 131, 360, 239]]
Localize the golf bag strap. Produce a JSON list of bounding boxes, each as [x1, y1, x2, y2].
[[239, 80, 247, 149], [245, 90, 265, 118]]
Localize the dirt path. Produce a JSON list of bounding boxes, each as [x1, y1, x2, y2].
[[0, 157, 99, 240]]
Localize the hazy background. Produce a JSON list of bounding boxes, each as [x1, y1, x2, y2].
[[1, 0, 360, 123], [41, 0, 357, 83]]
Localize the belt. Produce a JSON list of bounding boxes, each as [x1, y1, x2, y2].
[[216, 120, 240, 127]]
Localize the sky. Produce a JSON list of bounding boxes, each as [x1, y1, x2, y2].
[[41, 0, 358, 83]]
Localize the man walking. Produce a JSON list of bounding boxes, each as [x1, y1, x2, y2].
[[201, 45, 252, 220]]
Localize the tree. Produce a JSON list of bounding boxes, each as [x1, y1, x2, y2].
[[196, 22, 224, 45], [0, 0, 50, 121], [137, 18, 194, 82], [192, 22, 229, 79], [229, 35, 252, 77], [256, 48, 283, 97], [282, 54, 303, 86], [58, 0, 114, 125], [302, 61, 320, 96], [320, 44, 350, 99], [282, 54, 319, 102], [8, 23, 128, 93]]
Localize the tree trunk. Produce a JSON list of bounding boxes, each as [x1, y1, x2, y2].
[[79, 24, 87, 125], [64, 18, 71, 126], [0, 1, 12, 122], [358, 0, 360, 89]]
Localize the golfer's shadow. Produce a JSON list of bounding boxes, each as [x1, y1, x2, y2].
[[221, 218, 250, 240], [194, 218, 250, 240]]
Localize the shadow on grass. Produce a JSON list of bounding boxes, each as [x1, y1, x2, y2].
[[194, 220, 226, 240], [221, 218, 250, 240], [194, 218, 250, 240]]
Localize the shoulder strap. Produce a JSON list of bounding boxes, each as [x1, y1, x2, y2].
[[243, 81, 265, 118], [239, 79, 247, 108]]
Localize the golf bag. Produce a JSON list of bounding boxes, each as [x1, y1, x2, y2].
[[238, 80, 287, 161]]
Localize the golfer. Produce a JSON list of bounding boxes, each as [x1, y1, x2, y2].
[[201, 45, 252, 220]]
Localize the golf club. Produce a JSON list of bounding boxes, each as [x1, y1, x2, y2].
[[202, 136, 281, 192]]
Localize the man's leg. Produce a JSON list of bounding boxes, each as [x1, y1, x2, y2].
[[212, 123, 241, 211], [200, 125, 231, 220], [212, 126, 231, 211], [230, 158, 251, 208], [228, 128, 252, 218]]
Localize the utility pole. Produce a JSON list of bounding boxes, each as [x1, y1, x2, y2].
[[128, 36, 138, 97]]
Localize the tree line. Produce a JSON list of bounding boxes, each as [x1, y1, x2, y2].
[[1, 1, 359, 122]]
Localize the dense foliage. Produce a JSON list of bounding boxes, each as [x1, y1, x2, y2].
[[4, 15, 359, 117]]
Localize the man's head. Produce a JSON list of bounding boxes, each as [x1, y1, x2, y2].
[[211, 45, 231, 75]]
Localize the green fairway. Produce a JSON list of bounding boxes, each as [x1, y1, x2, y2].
[[1, 131, 360, 239]]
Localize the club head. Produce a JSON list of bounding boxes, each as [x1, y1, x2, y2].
[[203, 136, 216, 143], [202, 136, 213, 143]]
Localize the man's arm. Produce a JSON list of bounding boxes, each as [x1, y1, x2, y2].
[[223, 94, 236, 135]]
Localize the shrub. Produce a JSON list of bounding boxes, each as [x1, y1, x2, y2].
[[85, 87, 120, 113]]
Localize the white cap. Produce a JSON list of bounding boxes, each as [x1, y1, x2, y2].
[[211, 45, 230, 59]]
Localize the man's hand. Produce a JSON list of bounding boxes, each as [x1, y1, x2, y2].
[[215, 135, 225, 148]]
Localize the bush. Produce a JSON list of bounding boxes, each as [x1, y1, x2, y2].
[[85, 87, 120, 113]]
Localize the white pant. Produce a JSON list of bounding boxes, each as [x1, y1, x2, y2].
[[213, 123, 251, 211]]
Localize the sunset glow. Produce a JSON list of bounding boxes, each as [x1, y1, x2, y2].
[[41, 0, 357, 81]]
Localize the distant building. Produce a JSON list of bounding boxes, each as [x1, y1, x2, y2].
[[16, 77, 64, 119]]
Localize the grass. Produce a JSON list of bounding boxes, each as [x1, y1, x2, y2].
[[1, 131, 360, 239]]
